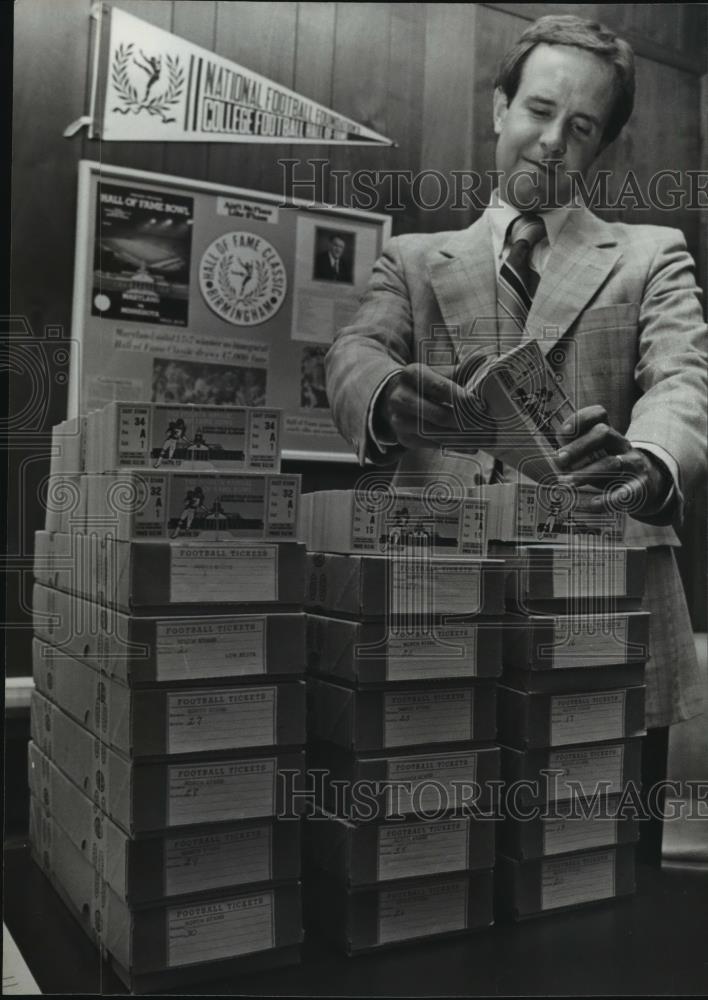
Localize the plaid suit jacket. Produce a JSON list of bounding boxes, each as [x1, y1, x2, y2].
[[325, 207, 708, 726]]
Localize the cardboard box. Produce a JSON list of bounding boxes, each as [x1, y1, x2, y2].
[[495, 845, 636, 920], [35, 529, 105, 597], [32, 588, 305, 684], [305, 809, 495, 885], [86, 470, 299, 541], [43, 474, 86, 534], [497, 684, 646, 750], [473, 482, 624, 543], [30, 805, 302, 993], [500, 544, 646, 613], [33, 536, 306, 611], [503, 611, 651, 670], [298, 489, 488, 556], [500, 738, 643, 806], [309, 743, 500, 820], [497, 797, 639, 860], [501, 662, 646, 695], [33, 640, 306, 757], [308, 678, 497, 751], [30, 691, 305, 834], [28, 742, 301, 903], [306, 613, 503, 684], [305, 868, 493, 954], [49, 415, 86, 476], [33, 530, 78, 594], [86, 401, 282, 473], [305, 552, 506, 620]]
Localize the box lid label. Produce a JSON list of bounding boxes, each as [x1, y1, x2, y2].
[[156, 617, 267, 681], [165, 824, 272, 896], [167, 758, 276, 825], [547, 745, 625, 801], [386, 625, 478, 681], [377, 819, 469, 881], [167, 687, 276, 754], [550, 690, 627, 746], [384, 690, 474, 748], [542, 816, 618, 856], [377, 878, 467, 944], [386, 753, 478, 816], [550, 548, 627, 598], [541, 850, 616, 910], [170, 544, 278, 603], [167, 890, 275, 967], [550, 615, 630, 667]]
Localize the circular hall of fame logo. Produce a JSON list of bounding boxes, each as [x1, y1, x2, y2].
[[199, 232, 287, 326]]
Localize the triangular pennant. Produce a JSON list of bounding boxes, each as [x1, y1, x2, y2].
[[100, 6, 394, 146]]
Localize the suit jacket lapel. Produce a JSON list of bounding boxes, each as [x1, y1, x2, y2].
[[526, 207, 621, 355], [428, 214, 499, 364]]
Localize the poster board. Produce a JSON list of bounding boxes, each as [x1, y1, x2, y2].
[[68, 160, 392, 460]]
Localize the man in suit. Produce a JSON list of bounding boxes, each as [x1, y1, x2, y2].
[[314, 234, 353, 283], [325, 15, 707, 860]]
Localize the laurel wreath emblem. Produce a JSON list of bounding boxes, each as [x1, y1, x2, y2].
[[111, 43, 184, 124], [217, 254, 270, 308]]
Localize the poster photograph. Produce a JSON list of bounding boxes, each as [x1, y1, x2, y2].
[[152, 358, 267, 407], [92, 182, 193, 326], [312, 228, 356, 284], [300, 346, 329, 410]]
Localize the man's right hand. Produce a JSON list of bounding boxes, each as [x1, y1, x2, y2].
[[373, 362, 493, 451]]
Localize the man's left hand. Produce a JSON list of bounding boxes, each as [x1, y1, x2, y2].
[[554, 405, 674, 517]]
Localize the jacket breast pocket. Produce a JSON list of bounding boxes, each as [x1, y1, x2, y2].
[[572, 302, 640, 334], [571, 303, 640, 380], [562, 305, 639, 420]]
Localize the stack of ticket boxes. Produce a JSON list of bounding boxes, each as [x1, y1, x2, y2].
[[29, 402, 308, 993], [299, 483, 507, 954], [475, 483, 649, 920]]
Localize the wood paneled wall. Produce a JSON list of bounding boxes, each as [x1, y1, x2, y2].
[[8, 1, 706, 672]]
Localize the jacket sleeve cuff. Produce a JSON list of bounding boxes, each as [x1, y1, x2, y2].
[[631, 441, 684, 526], [367, 370, 402, 453]]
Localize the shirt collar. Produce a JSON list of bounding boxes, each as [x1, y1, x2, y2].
[[486, 189, 574, 258]]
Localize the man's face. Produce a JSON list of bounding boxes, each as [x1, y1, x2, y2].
[[493, 43, 616, 210], [330, 238, 346, 259]]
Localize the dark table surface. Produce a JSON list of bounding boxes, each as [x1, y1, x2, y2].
[[4, 840, 708, 996]]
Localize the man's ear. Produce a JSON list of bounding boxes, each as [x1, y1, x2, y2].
[[493, 87, 509, 135]]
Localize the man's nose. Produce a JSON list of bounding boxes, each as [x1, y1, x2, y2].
[[539, 119, 566, 157]]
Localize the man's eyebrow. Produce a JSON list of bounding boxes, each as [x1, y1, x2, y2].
[[525, 95, 601, 127], [525, 95, 556, 107]]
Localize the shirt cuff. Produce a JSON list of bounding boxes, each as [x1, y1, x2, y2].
[[631, 441, 680, 513], [367, 370, 402, 452]]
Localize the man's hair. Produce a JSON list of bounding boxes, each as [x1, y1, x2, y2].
[[495, 15, 635, 146]]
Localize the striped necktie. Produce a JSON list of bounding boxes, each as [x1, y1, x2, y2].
[[489, 213, 546, 485], [497, 214, 547, 338]]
